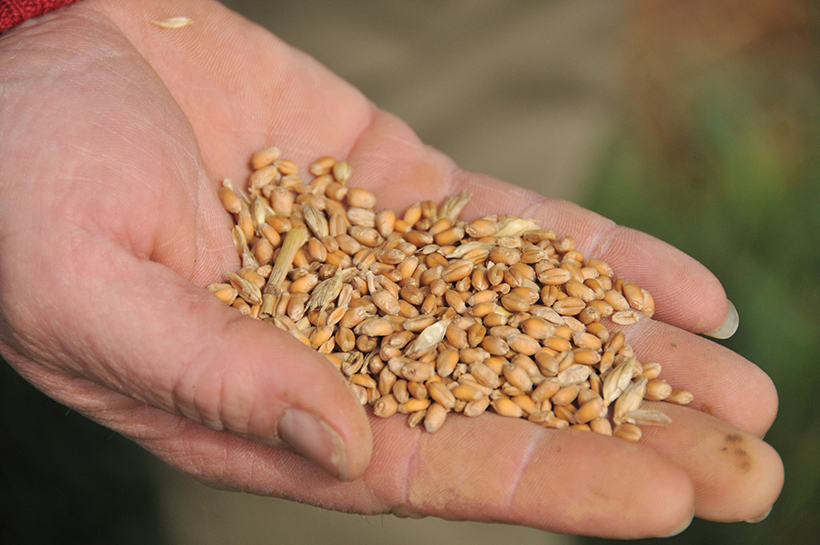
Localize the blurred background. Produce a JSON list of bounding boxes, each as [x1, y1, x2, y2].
[[3, 0, 819, 543]]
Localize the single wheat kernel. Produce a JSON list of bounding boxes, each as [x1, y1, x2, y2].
[[589, 417, 613, 436], [463, 396, 491, 417], [346, 187, 376, 209], [543, 417, 570, 430], [666, 389, 695, 405], [452, 383, 483, 402], [622, 282, 645, 312], [613, 422, 642, 443], [373, 394, 399, 417], [644, 379, 673, 401], [423, 403, 448, 433], [557, 364, 592, 387], [428, 381, 457, 410], [492, 398, 524, 419], [332, 160, 351, 184], [611, 310, 642, 325], [251, 147, 282, 169], [603, 290, 630, 312], [576, 398, 605, 424]]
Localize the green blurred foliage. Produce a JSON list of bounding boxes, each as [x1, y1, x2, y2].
[[0, 362, 168, 545], [579, 25, 820, 545]]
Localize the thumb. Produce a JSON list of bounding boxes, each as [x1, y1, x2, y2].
[[7, 239, 372, 481]]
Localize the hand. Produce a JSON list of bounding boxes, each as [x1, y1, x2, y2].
[[0, 0, 782, 538]]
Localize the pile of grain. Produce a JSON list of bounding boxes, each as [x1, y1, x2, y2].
[[208, 147, 693, 440]]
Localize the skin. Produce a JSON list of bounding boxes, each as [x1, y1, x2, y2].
[[0, 0, 783, 538]]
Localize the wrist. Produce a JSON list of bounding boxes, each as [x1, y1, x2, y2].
[[1, 0, 82, 34]]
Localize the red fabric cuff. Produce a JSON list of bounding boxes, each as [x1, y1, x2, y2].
[[1, 0, 81, 34]]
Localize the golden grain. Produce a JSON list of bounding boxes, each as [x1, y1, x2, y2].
[[209, 147, 688, 439]]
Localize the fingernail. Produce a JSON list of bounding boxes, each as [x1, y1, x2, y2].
[[658, 510, 694, 538], [705, 300, 739, 340], [745, 506, 772, 523], [278, 408, 348, 481]]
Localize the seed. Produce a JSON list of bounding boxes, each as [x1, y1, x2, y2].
[[407, 380, 428, 400], [481, 336, 509, 357], [565, 280, 597, 302], [405, 319, 449, 359], [642, 289, 656, 317], [667, 389, 695, 405], [576, 398, 604, 424], [309, 155, 336, 176], [399, 398, 431, 414], [538, 267, 572, 286], [391, 379, 410, 403], [622, 282, 645, 312], [590, 417, 613, 436], [452, 383, 483, 402], [218, 179, 243, 214], [613, 376, 648, 425], [372, 289, 401, 315], [553, 405, 577, 424], [492, 398, 524, 419], [424, 403, 448, 433], [434, 226, 465, 246], [427, 381, 456, 410], [602, 356, 637, 406], [463, 396, 491, 417], [506, 333, 540, 356], [332, 160, 352, 184], [459, 347, 490, 364], [557, 364, 592, 387], [613, 422, 642, 443], [466, 218, 498, 238], [503, 363, 533, 392], [499, 292, 530, 313], [400, 361, 436, 383], [642, 361, 663, 380], [543, 417, 570, 430], [573, 347, 602, 365], [436, 349, 459, 378], [356, 317, 394, 337], [611, 310, 642, 325], [604, 290, 630, 312], [250, 146, 281, 169], [552, 297, 586, 316], [442, 259, 474, 283], [534, 350, 559, 376], [469, 361, 500, 389], [373, 394, 399, 417], [346, 187, 376, 209], [644, 379, 673, 401], [444, 289, 468, 314], [551, 384, 580, 406]]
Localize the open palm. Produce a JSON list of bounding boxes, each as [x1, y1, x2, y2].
[[0, 0, 782, 538]]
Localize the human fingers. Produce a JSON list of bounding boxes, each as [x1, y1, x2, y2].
[[86, 389, 775, 539], [604, 316, 778, 438], [636, 402, 783, 524], [0, 236, 372, 481]]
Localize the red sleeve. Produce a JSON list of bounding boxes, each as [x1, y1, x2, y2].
[[1, 0, 81, 34]]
